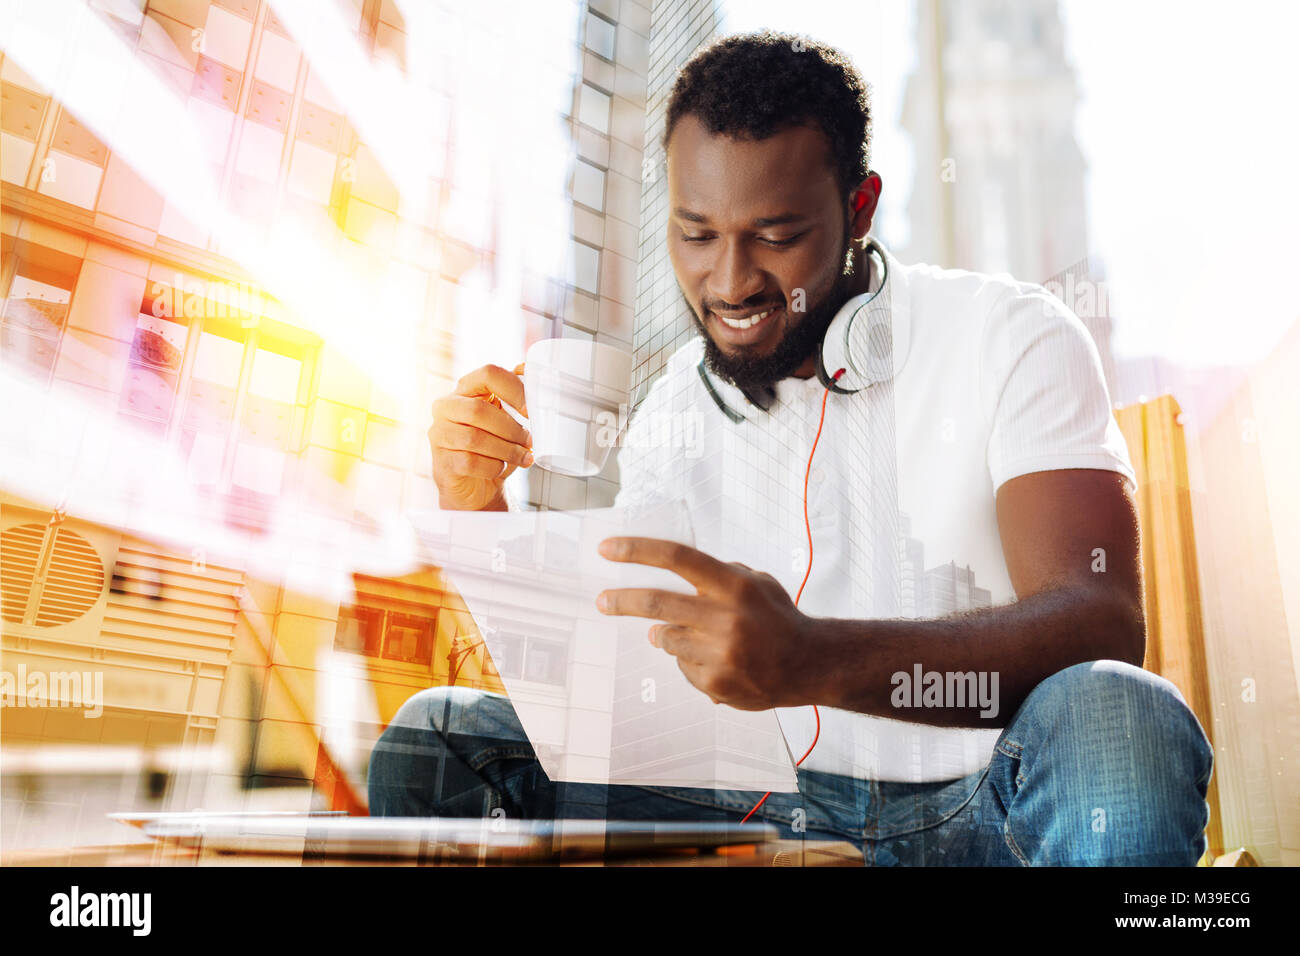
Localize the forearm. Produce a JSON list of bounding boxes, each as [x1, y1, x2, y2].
[[800, 585, 1145, 729]]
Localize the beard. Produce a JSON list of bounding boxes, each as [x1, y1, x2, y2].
[[685, 224, 858, 395]]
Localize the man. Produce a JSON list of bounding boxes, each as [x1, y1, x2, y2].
[[370, 32, 1213, 865]]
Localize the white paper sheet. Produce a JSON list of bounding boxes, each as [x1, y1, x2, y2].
[[412, 498, 798, 792]]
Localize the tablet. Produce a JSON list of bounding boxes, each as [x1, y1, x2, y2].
[[109, 810, 347, 829], [140, 814, 779, 862]]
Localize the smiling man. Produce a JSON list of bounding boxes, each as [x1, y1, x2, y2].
[[670, 116, 862, 395], [372, 31, 1214, 866]]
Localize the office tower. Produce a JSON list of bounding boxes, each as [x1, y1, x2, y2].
[[900, 0, 1118, 397], [520, 0, 654, 512], [629, 0, 720, 403], [902, 0, 1088, 281], [921, 561, 992, 618]]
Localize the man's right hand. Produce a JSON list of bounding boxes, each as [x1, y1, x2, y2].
[[429, 363, 532, 511]]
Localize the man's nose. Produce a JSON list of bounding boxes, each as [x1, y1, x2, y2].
[[706, 239, 766, 308]]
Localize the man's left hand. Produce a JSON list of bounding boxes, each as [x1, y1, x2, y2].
[[595, 536, 815, 710]]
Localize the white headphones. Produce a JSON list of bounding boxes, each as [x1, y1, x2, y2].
[[814, 238, 898, 394], [696, 237, 908, 419]]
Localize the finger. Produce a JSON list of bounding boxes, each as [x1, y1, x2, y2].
[[436, 421, 533, 469], [438, 395, 532, 449], [649, 624, 708, 664], [596, 587, 705, 625], [455, 364, 528, 417], [436, 448, 512, 480], [597, 537, 734, 593], [512, 362, 525, 376]]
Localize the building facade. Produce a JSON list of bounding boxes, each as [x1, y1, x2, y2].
[[1, 0, 653, 847]]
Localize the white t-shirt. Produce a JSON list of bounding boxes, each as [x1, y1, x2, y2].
[[612, 239, 1135, 783]]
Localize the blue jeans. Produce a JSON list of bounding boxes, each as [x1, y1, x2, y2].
[[367, 660, 1214, 865]]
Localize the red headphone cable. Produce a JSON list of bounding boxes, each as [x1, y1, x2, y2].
[[739, 367, 845, 824]]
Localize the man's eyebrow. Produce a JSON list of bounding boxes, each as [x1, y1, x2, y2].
[[672, 208, 809, 227], [751, 213, 807, 227]]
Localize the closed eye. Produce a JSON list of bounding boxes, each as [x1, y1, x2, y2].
[[760, 233, 805, 248], [679, 231, 806, 246]]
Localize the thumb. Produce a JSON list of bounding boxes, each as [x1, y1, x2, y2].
[[512, 362, 528, 416]]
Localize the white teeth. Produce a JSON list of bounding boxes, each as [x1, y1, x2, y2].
[[718, 309, 772, 330]]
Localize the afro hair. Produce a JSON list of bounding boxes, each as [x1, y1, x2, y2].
[[664, 31, 873, 199]]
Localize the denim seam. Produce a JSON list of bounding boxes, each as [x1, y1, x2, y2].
[[465, 745, 536, 773], [998, 745, 1030, 865], [1003, 815, 1031, 866], [863, 765, 991, 840]]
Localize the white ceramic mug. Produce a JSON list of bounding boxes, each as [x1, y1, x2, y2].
[[523, 338, 633, 477]]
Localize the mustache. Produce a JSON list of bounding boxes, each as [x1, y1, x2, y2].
[[701, 296, 785, 314]]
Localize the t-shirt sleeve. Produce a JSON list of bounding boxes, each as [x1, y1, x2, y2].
[[980, 285, 1136, 494]]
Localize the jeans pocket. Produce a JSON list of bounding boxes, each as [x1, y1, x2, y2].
[[986, 739, 1033, 865]]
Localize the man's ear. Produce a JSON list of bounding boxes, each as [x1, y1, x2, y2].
[[848, 172, 882, 240]]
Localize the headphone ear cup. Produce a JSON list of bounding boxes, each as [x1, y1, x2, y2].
[[854, 306, 894, 385], [820, 299, 894, 393], [818, 242, 894, 393]]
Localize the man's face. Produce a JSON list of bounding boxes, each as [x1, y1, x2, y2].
[[664, 115, 866, 392]]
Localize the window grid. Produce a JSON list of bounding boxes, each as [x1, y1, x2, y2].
[[117, 280, 313, 501]]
